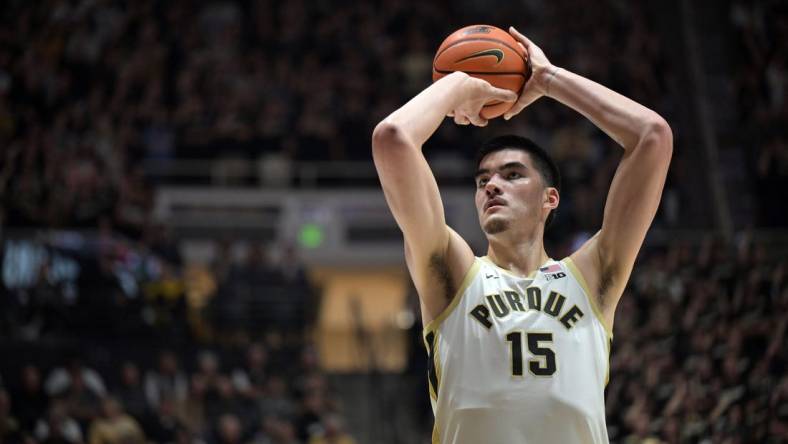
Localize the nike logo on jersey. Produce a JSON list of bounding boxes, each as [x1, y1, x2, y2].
[[485, 273, 499, 279], [454, 49, 504, 65]]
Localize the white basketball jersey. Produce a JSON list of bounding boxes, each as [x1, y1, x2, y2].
[[423, 256, 612, 444]]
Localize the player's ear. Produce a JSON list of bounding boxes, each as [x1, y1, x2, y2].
[[543, 187, 559, 211]]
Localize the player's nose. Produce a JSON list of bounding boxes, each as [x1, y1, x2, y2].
[[484, 180, 502, 197]]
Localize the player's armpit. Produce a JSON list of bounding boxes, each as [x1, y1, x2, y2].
[[405, 228, 475, 325]]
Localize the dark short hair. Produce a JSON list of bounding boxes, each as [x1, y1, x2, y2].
[[474, 135, 561, 226]]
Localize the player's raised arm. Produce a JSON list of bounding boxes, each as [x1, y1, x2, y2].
[[372, 72, 516, 322], [505, 27, 673, 327]]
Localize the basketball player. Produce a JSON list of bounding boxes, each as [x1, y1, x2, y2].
[[371, 27, 672, 443]]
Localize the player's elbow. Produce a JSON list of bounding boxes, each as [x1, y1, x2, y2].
[[643, 115, 673, 153], [636, 115, 673, 168], [372, 121, 411, 154]]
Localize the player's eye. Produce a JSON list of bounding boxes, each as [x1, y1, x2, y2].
[[507, 171, 521, 180], [476, 177, 489, 188]]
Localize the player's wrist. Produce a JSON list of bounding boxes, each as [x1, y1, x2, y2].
[[437, 71, 473, 106], [533, 65, 561, 97]]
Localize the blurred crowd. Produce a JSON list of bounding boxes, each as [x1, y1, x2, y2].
[[729, 1, 788, 227], [1, 232, 332, 444], [605, 233, 788, 443], [0, 232, 313, 347], [0, 0, 686, 234], [0, 344, 357, 444]]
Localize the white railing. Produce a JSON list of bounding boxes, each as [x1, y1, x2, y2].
[[154, 187, 484, 266]]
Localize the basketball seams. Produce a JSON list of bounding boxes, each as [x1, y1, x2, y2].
[[433, 69, 528, 77], [433, 37, 528, 67]]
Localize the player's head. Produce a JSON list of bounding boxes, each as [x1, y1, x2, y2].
[[473, 135, 561, 235]]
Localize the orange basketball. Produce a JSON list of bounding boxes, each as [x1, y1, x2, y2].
[[433, 25, 530, 119]]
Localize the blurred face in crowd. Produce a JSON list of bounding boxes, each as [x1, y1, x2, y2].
[[48, 402, 69, 430], [217, 377, 235, 399], [218, 414, 241, 443], [122, 362, 140, 386], [247, 343, 267, 369], [161, 351, 179, 374], [199, 351, 219, 376], [22, 365, 41, 391], [300, 347, 318, 370], [101, 397, 122, 419], [267, 376, 287, 398], [323, 414, 345, 437], [191, 374, 207, 397], [159, 397, 176, 417], [271, 418, 297, 441]]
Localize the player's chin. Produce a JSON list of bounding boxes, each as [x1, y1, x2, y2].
[[482, 216, 509, 235]]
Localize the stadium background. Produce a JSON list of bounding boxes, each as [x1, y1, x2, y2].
[[1, 0, 786, 443]]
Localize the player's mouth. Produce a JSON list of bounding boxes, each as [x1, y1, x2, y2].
[[484, 197, 507, 212]]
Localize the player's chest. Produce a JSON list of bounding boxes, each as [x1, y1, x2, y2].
[[465, 275, 586, 334]]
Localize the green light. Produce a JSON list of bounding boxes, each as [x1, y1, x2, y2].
[[298, 223, 324, 248]]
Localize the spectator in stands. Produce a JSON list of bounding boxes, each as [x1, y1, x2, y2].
[[177, 374, 208, 439], [258, 375, 297, 421], [11, 364, 48, 433], [87, 396, 146, 444], [307, 414, 356, 444], [0, 388, 24, 443], [142, 396, 188, 444], [144, 350, 189, 410], [259, 415, 302, 444], [278, 244, 308, 286], [143, 262, 187, 335], [113, 361, 148, 423], [60, 368, 103, 433], [771, 375, 788, 439], [295, 390, 327, 443], [231, 342, 269, 399], [212, 413, 243, 444], [195, 351, 222, 395], [34, 401, 83, 444], [205, 376, 247, 431]]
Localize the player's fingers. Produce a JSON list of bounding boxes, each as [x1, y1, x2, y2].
[[503, 94, 538, 120], [454, 113, 470, 125], [486, 85, 518, 103], [509, 26, 534, 48], [447, 111, 455, 117], [503, 102, 527, 120], [468, 113, 488, 127]]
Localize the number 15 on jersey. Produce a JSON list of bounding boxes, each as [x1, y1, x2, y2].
[[505, 331, 556, 377]]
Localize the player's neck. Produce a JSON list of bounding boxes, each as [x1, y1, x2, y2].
[[485, 233, 549, 278]]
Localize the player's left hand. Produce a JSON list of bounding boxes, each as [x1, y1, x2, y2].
[[503, 27, 559, 120]]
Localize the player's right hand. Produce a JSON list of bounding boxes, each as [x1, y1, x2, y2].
[[503, 27, 557, 120], [446, 72, 518, 127]]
